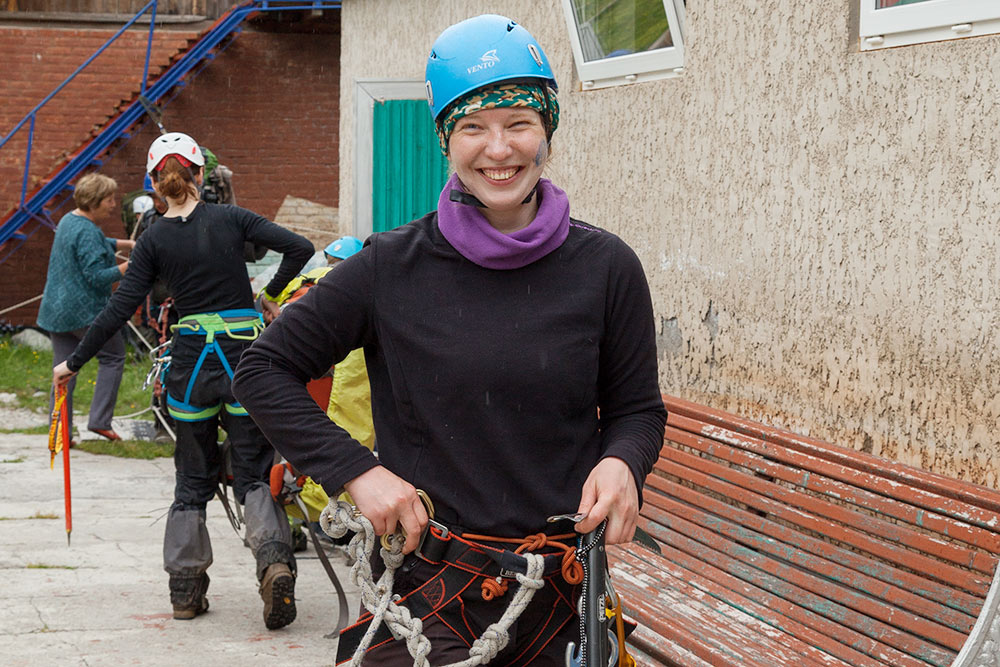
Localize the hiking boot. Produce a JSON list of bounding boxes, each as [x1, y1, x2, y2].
[[259, 562, 296, 630], [170, 572, 210, 620]]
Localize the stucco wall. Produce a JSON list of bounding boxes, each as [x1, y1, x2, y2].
[[340, 0, 1000, 487]]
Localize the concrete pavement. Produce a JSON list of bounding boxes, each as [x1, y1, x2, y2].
[[0, 432, 361, 666]]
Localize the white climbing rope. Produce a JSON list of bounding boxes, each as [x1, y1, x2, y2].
[[320, 499, 547, 667]]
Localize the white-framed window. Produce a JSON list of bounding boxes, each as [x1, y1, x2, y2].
[[559, 0, 685, 91], [860, 0, 1000, 51]]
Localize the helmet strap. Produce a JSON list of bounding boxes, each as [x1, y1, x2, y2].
[[449, 189, 486, 208], [449, 184, 538, 209]]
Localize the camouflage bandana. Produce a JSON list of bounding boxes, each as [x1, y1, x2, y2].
[[437, 82, 560, 154]]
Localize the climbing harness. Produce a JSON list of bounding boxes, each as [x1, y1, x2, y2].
[[322, 492, 637, 666], [165, 309, 263, 422], [322, 496, 583, 667]]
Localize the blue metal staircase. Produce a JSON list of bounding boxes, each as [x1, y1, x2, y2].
[[0, 0, 340, 265]]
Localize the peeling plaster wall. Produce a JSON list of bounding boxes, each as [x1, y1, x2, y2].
[[340, 0, 1000, 487]]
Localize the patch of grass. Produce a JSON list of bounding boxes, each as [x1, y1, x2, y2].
[[75, 438, 173, 460], [0, 334, 154, 419], [0, 425, 49, 435], [1, 456, 26, 463], [26, 563, 77, 570]]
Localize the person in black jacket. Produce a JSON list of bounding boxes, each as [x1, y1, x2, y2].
[[233, 15, 666, 664], [53, 132, 314, 630]]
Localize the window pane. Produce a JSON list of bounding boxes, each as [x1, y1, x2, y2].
[[876, 0, 934, 8], [570, 0, 672, 62]]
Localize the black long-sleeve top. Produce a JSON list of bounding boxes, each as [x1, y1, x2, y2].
[[67, 202, 313, 371], [232, 213, 666, 536]]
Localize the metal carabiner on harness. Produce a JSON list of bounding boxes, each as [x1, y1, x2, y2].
[[565, 520, 632, 667], [380, 488, 437, 552]]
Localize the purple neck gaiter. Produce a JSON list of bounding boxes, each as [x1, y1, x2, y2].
[[436, 173, 570, 270]]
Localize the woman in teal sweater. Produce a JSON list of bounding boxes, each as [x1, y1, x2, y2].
[[37, 173, 133, 441]]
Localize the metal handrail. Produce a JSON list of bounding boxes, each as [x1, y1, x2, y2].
[[0, 0, 159, 208], [0, 0, 341, 264], [0, 0, 340, 264]]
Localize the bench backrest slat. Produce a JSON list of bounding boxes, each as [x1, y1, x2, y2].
[[665, 422, 1000, 575], [645, 474, 984, 620], [656, 437, 991, 580], [638, 514, 959, 665], [669, 412, 1000, 546], [664, 396, 1000, 514], [641, 494, 973, 649]]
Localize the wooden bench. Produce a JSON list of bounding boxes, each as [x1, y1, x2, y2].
[[609, 395, 1000, 667]]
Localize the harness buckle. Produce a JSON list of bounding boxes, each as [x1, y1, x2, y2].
[[415, 518, 450, 562]]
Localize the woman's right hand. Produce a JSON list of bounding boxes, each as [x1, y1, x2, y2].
[[52, 361, 77, 387], [344, 466, 429, 554], [117, 260, 129, 275]]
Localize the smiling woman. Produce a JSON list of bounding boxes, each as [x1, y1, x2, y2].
[[449, 105, 549, 232], [232, 13, 666, 666]]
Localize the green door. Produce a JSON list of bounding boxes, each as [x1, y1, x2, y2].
[[372, 99, 450, 233]]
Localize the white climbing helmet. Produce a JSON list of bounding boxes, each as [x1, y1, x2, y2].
[[146, 132, 205, 175]]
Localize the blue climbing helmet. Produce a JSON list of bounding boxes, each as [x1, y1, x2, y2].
[[324, 236, 363, 260], [425, 14, 557, 123]]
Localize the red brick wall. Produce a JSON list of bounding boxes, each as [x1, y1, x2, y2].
[[0, 26, 198, 216], [0, 16, 340, 326]]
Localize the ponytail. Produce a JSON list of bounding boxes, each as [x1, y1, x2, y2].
[[153, 156, 199, 204]]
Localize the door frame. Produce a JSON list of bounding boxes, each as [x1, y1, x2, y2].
[[353, 79, 431, 238]]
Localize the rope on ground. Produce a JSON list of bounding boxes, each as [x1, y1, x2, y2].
[[320, 500, 547, 667], [112, 405, 154, 420]]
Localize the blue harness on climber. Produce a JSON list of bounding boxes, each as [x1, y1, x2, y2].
[[165, 309, 263, 422]]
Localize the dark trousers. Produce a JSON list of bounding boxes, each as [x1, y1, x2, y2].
[[162, 343, 292, 579], [49, 327, 125, 435]]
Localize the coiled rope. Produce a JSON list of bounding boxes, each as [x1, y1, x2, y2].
[[320, 499, 547, 667]]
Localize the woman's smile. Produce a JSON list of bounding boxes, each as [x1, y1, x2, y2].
[[479, 166, 522, 182], [449, 107, 547, 232]]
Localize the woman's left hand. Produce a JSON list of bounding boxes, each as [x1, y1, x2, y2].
[[52, 361, 77, 388], [574, 457, 638, 545], [260, 296, 280, 323]]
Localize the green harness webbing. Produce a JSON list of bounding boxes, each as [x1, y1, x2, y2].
[[166, 309, 263, 421]]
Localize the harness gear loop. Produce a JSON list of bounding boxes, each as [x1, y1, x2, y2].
[[320, 497, 547, 667], [461, 530, 585, 596]]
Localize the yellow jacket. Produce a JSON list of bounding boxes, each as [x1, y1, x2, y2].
[[327, 347, 375, 451], [274, 266, 375, 514]]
